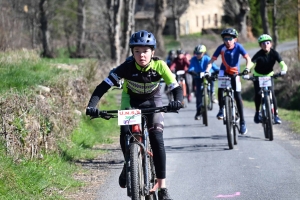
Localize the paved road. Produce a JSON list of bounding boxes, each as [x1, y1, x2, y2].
[[96, 41, 299, 199], [96, 91, 300, 200]]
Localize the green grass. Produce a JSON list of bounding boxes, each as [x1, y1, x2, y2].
[[0, 148, 82, 200], [243, 99, 300, 134], [60, 90, 121, 161]]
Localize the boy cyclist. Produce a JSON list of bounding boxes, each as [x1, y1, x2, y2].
[[188, 44, 219, 120], [205, 28, 251, 134], [86, 30, 183, 200], [244, 34, 288, 124]]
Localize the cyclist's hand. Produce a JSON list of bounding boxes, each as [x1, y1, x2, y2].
[[242, 68, 250, 75], [204, 71, 210, 79], [242, 75, 250, 80], [86, 107, 99, 117], [168, 100, 182, 111], [280, 71, 287, 76]]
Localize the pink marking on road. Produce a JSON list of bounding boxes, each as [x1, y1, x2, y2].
[[216, 192, 241, 198]]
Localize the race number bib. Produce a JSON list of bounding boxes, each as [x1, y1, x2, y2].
[[218, 76, 231, 88], [118, 109, 142, 125], [258, 76, 272, 87], [218, 76, 241, 92]]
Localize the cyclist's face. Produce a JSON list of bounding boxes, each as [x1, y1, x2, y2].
[[260, 41, 272, 52], [223, 36, 236, 48], [133, 46, 154, 67], [196, 52, 204, 59]]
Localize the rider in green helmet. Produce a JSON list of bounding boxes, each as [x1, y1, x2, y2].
[[242, 34, 288, 124]]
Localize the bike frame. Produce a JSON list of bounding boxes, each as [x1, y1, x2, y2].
[[218, 74, 241, 149], [124, 116, 155, 197], [246, 74, 281, 141], [94, 106, 174, 199]]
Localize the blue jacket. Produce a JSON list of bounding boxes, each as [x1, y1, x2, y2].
[[188, 55, 219, 77]]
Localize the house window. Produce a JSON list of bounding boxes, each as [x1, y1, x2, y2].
[[214, 14, 218, 27], [208, 15, 210, 24], [202, 16, 205, 29], [196, 16, 199, 27]]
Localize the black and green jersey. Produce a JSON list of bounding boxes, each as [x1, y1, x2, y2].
[[87, 57, 182, 109]]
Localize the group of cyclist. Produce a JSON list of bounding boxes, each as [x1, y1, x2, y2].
[[85, 28, 287, 200]]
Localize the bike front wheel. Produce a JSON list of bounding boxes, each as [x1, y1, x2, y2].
[[202, 85, 208, 126], [225, 96, 234, 149], [265, 95, 274, 141], [130, 143, 145, 200], [207, 89, 213, 111]]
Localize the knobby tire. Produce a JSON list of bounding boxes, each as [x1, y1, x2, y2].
[[145, 147, 157, 200], [225, 96, 234, 149], [207, 88, 213, 111], [130, 143, 145, 200], [203, 85, 208, 126], [233, 104, 238, 145], [265, 95, 274, 141]]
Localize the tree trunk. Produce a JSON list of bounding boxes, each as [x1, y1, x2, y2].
[[75, 0, 86, 58], [154, 0, 167, 57], [171, 1, 180, 41], [272, 0, 278, 49], [106, 0, 123, 65], [39, 0, 54, 58], [237, 0, 250, 41], [122, 0, 136, 59], [260, 0, 270, 34]]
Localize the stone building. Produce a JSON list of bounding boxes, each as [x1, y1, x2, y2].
[[134, 0, 225, 35]]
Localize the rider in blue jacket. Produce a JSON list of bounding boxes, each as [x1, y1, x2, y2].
[[188, 45, 219, 120]]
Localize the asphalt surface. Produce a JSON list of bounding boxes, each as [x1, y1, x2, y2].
[[96, 93, 300, 200], [96, 41, 299, 200]]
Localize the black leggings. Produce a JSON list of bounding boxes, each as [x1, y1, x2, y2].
[[218, 76, 245, 123], [119, 97, 166, 179], [253, 77, 278, 115]]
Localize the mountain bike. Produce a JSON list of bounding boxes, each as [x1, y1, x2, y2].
[[245, 73, 282, 141], [176, 70, 187, 107], [198, 72, 218, 126], [218, 73, 243, 149], [92, 106, 177, 200]]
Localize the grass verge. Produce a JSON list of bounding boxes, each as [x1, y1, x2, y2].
[[60, 90, 121, 161]]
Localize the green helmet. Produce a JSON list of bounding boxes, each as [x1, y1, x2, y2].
[[194, 45, 206, 54], [258, 34, 272, 43]]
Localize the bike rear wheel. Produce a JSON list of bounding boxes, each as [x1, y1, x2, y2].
[[225, 96, 234, 149], [265, 95, 274, 141], [207, 88, 213, 111], [145, 147, 157, 200], [202, 85, 208, 126], [130, 143, 145, 200]]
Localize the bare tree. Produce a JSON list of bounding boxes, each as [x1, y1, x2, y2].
[[272, 0, 278, 49], [74, 0, 86, 58], [153, 0, 167, 57], [167, 0, 189, 41], [260, 0, 270, 35], [39, 0, 54, 58], [106, 0, 123, 65], [122, 0, 136, 59], [223, 0, 250, 41]]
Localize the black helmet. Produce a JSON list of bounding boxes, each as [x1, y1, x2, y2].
[[176, 49, 184, 55], [168, 50, 175, 56], [221, 28, 238, 38], [129, 30, 156, 49]]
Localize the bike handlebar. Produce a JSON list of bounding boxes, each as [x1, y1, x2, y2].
[[244, 72, 282, 81], [94, 106, 178, 120]]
